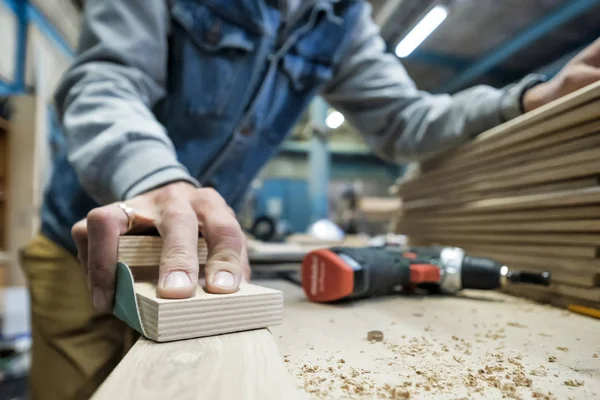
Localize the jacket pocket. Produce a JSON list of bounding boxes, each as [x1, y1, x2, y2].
[[169, 0, 259, 118]]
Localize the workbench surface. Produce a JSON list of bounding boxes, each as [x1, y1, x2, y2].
[[264, 280, 600, 399]]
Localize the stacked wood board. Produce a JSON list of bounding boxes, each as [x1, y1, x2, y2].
[[393, 81, 600, 310], [0, 117, 7, 253]]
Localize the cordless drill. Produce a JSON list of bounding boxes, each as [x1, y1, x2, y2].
[[301, 245, 551, 302]]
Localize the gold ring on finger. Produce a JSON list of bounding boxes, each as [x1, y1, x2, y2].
[[117, 202, 136, 231]]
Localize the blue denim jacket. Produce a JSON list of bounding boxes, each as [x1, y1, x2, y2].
[[43, 0, 542, 254]]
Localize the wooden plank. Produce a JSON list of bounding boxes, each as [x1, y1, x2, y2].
[[400, 204, 600, 224], [401, 127, 600, 198], [402, 187, 600, 212], [92, 329, 305, 400], [501, 285, 600, 309], [399, 179, 600, 209], [412, 242, 598, 259], [400, 119, 600, 196], [400, 219, 600, 233], [404, 147, 600, 200], [118, 236, 208, 267], [419, 83, 600, 171], [134, 282, 283, 342], [266, 280, 600, 399], [403, 232, 600, 246]]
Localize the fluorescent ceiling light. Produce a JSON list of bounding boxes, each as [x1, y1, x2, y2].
[[326, 111, 344, 129], [395, 5, 448, 58]]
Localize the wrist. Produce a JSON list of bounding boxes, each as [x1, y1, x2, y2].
[[520, 75, 550, 113]]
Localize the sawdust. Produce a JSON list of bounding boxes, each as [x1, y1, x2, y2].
[[530, 366, 548, 377], [564, 379, 584, 387], [548, 356, 557, 363], [557, 347, 569, 352], [532, 391, 557, 399], [295, 360, 411, 399], [507, 322, 527, 328], [593, 353, 598, 358], [485, 329, 506, 340]]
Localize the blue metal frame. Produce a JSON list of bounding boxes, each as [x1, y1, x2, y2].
[[308, 97, 330, 224], [0, 0, 74, 97], [0, 0, 27, 95], [438, 0, 600, 93]]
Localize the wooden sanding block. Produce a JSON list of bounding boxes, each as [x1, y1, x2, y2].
[[113, 236, 284, 342]]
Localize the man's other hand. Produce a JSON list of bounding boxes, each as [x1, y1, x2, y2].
[[71, 182, 250, 312], [523, 38, 600, 112]]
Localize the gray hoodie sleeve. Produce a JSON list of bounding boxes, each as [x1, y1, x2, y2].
[[322, 4, 546, 163], [53, 0, 199, 205]]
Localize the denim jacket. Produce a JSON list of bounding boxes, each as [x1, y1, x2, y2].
[[42, 0, 543, 254]]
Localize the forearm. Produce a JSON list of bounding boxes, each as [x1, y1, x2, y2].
[[323, 3, 545, 163], [53, 0, 198, 205]]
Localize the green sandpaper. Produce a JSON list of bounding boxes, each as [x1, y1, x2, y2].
[[112, 261, 147, 337]]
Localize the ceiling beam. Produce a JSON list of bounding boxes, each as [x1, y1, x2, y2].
[[437, 0, 600, 94]]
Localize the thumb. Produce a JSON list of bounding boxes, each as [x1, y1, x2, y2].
[[156, 204, 199, 298]]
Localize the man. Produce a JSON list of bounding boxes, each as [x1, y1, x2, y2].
[[19, 0, 600, 398]]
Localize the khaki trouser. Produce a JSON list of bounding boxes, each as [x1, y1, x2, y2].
[[20, 233, 139, 400]]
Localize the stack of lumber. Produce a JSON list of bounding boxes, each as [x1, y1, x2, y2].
[[393, 81, 600, 310], [0, 117, 7, 252]]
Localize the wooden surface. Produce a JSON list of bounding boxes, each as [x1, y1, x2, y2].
[[135, 281, 283, 342], [118, 236, 208, 267], [267, 280, 600, 399], [92, 328, 306, 400], [95, 279, 600, 399]]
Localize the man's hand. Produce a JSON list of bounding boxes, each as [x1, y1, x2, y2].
[[71, 182, 250, 312], [523, 38, 600, 113]]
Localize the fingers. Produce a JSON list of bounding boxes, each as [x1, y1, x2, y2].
[[71, 219, 89, 284], [155, 201, 199, 299], [86, 205, 131, 312], [193, 189, 244, 294]]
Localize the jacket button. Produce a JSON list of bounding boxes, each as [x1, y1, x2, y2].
[[205, 21, 221, 45]]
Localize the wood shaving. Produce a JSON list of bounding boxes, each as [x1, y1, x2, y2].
[[530, 366, 547, 377], [564, 380, 584, 387], [557, 347, 569, 352], [593, 353, 598, 358], [507, 322, 527, 328], [548, 356, 557, 363], [412, 313, 423, 317]]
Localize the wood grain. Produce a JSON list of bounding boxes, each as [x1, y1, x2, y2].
[[403, 126, 600, 196], [118, 236, 208, 267], [134, 282, 284, 342], [418, 81, 600, 173], [92, 328, 305, 400], [400, 204, 600, 224]]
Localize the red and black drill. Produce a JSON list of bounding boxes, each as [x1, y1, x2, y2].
[[301, 245, 551, 302]]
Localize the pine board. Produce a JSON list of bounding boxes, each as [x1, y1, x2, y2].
[[92, 328, 305, 400], [404, 232, 600, 246], [402, 187, 600, 212], [400, 219, 600, 233], [134, 281, 283, 342], [409, 242, 598, 259], [401, 125, 600, 197], [118, 236, 208, 267], [419, 82, 600, 172], [399, 204, 600, 223], [403, 142, 600, 199]]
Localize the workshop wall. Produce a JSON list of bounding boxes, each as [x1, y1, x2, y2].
[[254, 153, 403, 233]]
